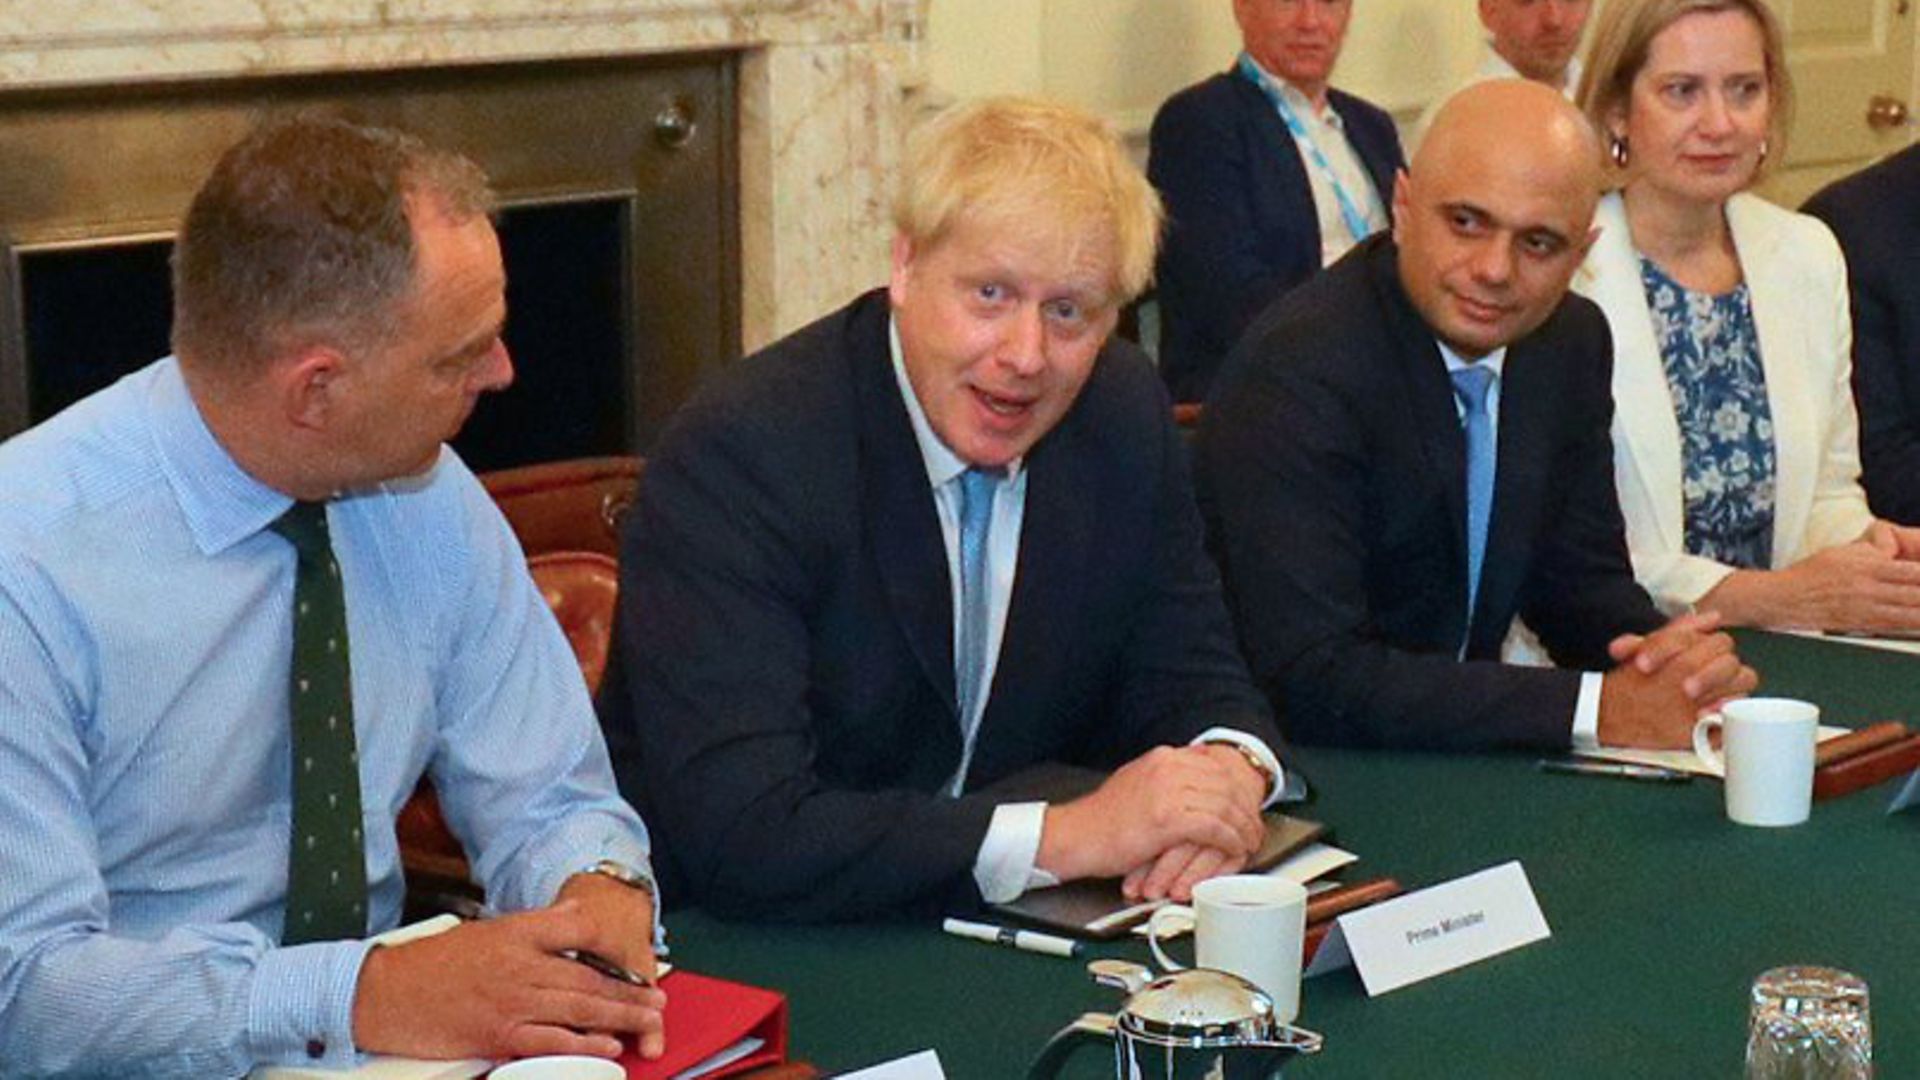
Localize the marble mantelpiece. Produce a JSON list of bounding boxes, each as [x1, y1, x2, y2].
[[0, 0, 929, 349]]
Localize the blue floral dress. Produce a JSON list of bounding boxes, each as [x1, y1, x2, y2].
[[1640, 256, 1776, 569]]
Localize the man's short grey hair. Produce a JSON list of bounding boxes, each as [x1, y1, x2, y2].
[[170, 115, 495, 377]]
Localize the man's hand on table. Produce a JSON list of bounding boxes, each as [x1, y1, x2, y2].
[[1121, 842, 1247, 902], [1036, 744, 1265, 899], [351, 884, 666, 1062], [1599, 611, 1759, 748], [554, 869, 661, 989]]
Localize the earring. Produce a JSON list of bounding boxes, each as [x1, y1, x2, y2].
[[1757, 138, 1770, 166], [1609, 133, 1630, 168]]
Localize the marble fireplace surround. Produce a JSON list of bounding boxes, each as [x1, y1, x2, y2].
[[0, 0, 930, 350]]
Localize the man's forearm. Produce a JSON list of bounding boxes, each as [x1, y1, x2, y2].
[[0, 927, 370, 1077]]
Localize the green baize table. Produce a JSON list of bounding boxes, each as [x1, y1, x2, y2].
[[667, 632, 1920, 1078]]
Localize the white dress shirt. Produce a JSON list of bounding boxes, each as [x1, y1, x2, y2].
[[889, 322, 1288, 902], [1437, 340, 1603, 749], [1241, 57, 1391, 268]]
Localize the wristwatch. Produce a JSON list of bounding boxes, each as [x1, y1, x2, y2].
[[581, 858, 657, 899], [1207, 740, 1278, 797]]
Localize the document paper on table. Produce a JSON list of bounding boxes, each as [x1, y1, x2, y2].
[[1575, 725, 1850, 777]]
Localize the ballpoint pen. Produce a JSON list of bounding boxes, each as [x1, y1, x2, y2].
[[566, 948, 659, 989], [1536, 758, 1694, 783]]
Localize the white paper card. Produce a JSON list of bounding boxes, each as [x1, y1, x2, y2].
[[253, 1061, 487, 1080], [1784, 628, 1920, 657], [1270, 842, 1359, 885], [840, 1049, 948, 1079], [1888, 768, 1920, 814], [1335, 861, 1549, 996], [1303, 921, 1353, 978]]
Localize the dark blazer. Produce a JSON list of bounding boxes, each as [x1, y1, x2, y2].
[[1196, 236, 1664, 750], [599, 289, 1282, 922], [1148, 70, 1404, 403], [1803, 145, 1920, 525]]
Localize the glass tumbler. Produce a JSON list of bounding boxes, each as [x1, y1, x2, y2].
[[1745, 966, 1872, 1079]]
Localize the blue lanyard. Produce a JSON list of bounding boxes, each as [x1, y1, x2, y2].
[[1236, 52, 1375, 246]]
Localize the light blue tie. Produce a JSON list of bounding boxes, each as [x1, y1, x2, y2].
[[949, 467, 1002, 796], [1451, 365, 1496, 647]]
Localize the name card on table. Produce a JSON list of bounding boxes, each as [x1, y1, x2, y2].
[[840, 1050, 947, 1079], [1889, 768, 1920, 814], [1317, 861, 1549, 996]]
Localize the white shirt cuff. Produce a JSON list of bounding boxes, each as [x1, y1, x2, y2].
[[1193, 727, 1297, 805], [1571, 671, 1603, 749], [973, 801, 1057, 904]]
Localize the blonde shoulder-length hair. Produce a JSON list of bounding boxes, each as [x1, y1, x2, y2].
[[1575, 0, 1794, 187]]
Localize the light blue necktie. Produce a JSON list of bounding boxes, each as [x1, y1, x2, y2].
[[949, 467, 1002, 796], [1451, 365, 1496, 648]]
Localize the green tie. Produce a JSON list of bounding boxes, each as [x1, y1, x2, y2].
[[272, 501, 368, 944]]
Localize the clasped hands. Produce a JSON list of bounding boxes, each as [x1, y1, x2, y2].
[[1597, 611, 1758, 749], [1037, 742, 1270, 904], [1804, 521, 1920, 632], [351, 870, 665, 1063]]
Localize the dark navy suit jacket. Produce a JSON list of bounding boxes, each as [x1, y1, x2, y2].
[[1149, 70, 1404, 402], [1804, 145, 1920, 524], [599, 289, 1283, 921], [1197, 237, 1664, 750]]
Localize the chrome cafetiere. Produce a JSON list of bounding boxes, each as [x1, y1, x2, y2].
[[1026, 959, 1323, 1080]]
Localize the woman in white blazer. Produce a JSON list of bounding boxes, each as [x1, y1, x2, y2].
[[1573, 0, 1920, 631]]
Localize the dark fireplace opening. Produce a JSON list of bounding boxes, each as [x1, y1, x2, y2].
[[17, 197, 632, 472], [464, 198, 631, 472], [20, 237, 172, 422], [0, 53, 739, 461]]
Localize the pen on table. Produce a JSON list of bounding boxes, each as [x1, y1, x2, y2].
[[1536, 758, 1693, 783], [566, 948, 658, 989], [941, 917, 1084, 958]]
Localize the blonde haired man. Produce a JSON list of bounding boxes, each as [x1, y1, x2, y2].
[[601, 97, 1297, 922]]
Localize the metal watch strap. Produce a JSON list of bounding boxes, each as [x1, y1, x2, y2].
[[1209, 740, 1278, 798], [583, 858, 657, 897]]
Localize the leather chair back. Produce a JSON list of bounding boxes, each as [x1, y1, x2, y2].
[[528, 550, 621, 693], [480, 455, 643, 558], [399, 459, 638, 907]]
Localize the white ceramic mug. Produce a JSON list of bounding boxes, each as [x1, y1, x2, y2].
[[1146, 874, 1307, 1022], [1693, 697, 1818, 827], [489, 1056, 625, 1080]]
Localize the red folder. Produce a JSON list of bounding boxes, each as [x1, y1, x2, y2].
[[622, 970, 789, 1080]]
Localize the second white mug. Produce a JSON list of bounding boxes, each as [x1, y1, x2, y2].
[[1147, 874, 1307, 1022], [1693, 697, 1818, 827]]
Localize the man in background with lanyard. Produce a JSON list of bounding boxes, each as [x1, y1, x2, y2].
[[1150, 0, 1403, 402]]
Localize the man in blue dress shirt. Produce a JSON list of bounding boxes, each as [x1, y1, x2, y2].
[[0, 118, 664, 1076]]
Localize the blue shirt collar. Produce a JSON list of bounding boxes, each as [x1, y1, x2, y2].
[[1437, 339, 1509, 380], [146, 357, 296, 556]]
